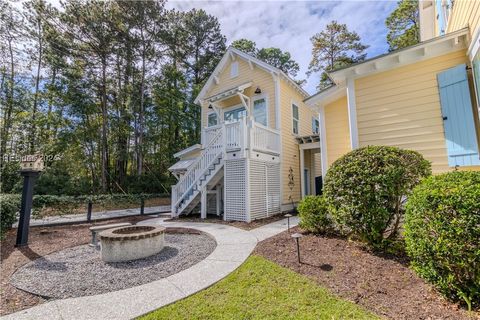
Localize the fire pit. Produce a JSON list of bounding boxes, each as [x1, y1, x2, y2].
[[99, 225, 165, 262]]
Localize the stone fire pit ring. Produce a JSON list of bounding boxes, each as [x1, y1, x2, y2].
[[99, 225, 166, 262]]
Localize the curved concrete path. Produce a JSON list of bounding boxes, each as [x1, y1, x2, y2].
[[3, 216, 298, 320]]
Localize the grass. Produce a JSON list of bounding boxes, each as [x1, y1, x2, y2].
[[139, 255, 379, 320]]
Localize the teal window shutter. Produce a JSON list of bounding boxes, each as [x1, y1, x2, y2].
[[437, 64, 480, 167]]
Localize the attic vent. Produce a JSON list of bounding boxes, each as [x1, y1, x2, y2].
[[230, 61, 239, 78]]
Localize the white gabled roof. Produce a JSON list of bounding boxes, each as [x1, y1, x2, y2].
[[195, 47, 308, 104], [328, 28, 469, 84], [304, 84, 346, 107], [173, 144, 202, 159], [168, 159, 196, 172]]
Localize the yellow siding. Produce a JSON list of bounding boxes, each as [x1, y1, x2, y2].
[[355, 49, 469, 173], [201, 58, 276, 129], [324, 96, 351, 167], [279, 79, 317, 205], [447, 0, 480, 38]]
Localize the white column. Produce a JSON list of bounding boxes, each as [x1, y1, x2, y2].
[[300, 148, 305, 198], [216, 185, 221, 216], [346, 77, 359, 149], [201, 186, 207, 219], [318, 106, 328, 177]]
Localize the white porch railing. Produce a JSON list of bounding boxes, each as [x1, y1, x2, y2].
[[202, 119, 280, 155], [225, 119, 245, 151], [172, 128, 224, 214], [251, 122, 281, 155], [203, 125, 221, 146]]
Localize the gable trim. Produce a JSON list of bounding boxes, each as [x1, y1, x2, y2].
[[195, 47, 308, 104]]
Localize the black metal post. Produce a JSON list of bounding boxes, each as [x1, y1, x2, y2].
[[87, 201, 93, 222], [295, 238, 300, 263], [15, 171, 40, 247], [140, 198, 145, 215], [287, 217, 290, 232]]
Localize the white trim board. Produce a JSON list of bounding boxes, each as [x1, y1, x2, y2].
[[328, 28, 469, 84]]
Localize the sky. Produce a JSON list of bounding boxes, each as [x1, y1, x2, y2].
[[167, 0, 398, 94]]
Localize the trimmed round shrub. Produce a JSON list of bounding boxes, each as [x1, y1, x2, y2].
[[324, 145, 431, 247], [0, 194, 20, 239], [404, 171, 480, 310], [298, 195, 332, 233]]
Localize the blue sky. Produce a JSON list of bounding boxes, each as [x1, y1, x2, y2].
[[167, 0, 398, 94]]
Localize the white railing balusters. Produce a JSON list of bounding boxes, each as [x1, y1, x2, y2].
[[251, 122, 281, 154], [172, 127, 224, 215]]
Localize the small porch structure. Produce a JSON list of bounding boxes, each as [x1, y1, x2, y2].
[[296, 135, 322, 198]]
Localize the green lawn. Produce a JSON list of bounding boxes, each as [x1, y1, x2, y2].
[[139, 255, 379, 320]]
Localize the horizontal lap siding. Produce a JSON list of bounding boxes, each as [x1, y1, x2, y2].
[[201, 59, 276, 129], [447, 0, 480, 38], [280, 81, 316, 205], [355, 49, 469, 173], [324, 96, 351, 167]]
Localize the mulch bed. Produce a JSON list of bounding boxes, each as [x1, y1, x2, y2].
[[165, 213, 289, 231], [254, 227, 479, 320], [0, 216, 152, 316]]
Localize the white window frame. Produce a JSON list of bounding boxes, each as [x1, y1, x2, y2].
[[312, 116, 320, 134], [207, 111, 218, 127], [292, 102, 299, 135], [230, 61, 239, 78], [223, 104, 246, 123], [252, 94, 269, 127]]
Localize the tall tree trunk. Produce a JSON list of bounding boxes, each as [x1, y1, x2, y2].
[[100, 56, 109, 193], [29, 17, 43, 153], [1, 37, 15, 168], [137, 33, 146, 176]]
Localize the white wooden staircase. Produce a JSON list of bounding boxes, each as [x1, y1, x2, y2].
[[171, 129, 225, 217]]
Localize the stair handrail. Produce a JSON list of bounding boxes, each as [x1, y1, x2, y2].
[[172, 127, 224, 211]]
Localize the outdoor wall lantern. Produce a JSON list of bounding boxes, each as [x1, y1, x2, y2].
[[16, 154, 44, 247], [254, 87, 261, 94]]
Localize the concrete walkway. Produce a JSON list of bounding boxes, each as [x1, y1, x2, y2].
[[3, 216, 298, 320], [13, 205, 171, 227]]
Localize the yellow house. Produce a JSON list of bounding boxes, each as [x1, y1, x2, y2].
[[170, 47, 319, 221], [170, 0, 480, 222], [307, 0, 480, 175]]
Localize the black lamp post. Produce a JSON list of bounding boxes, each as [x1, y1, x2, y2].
[[284, 213, 292, 232], [291, 233, 303, 264], [15, 155, 43, 247]]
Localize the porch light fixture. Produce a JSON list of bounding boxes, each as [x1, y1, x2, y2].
[[254, 87, 261, 94], [291, 233, 303, 264], [208, 104, 213, 109]]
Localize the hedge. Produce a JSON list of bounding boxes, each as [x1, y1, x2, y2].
[[324, 145, 431, 247], [404, 171, 480, 310], [298, 195, 332, 233]]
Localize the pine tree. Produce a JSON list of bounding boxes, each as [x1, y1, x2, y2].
[[386, 0, 420, 51], [308, 21, 368, 89]]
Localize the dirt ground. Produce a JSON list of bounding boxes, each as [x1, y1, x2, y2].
[[165, 212, 288, 231], [0, 216, 152, 316], [254, 227, 479, 320]]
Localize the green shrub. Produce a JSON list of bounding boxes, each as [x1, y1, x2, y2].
[[324, 145, 431, 247], [298, 196, 332, 233], [404, 171, 480, 310], [0, 194, 20, 238]]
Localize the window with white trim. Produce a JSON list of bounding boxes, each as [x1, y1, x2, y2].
[[253, 97, 267, 126], [312, 117, 319, 134], [292, 103, 299, 134], [207, 112, 218, 127], [230, 61, 239, 78]]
